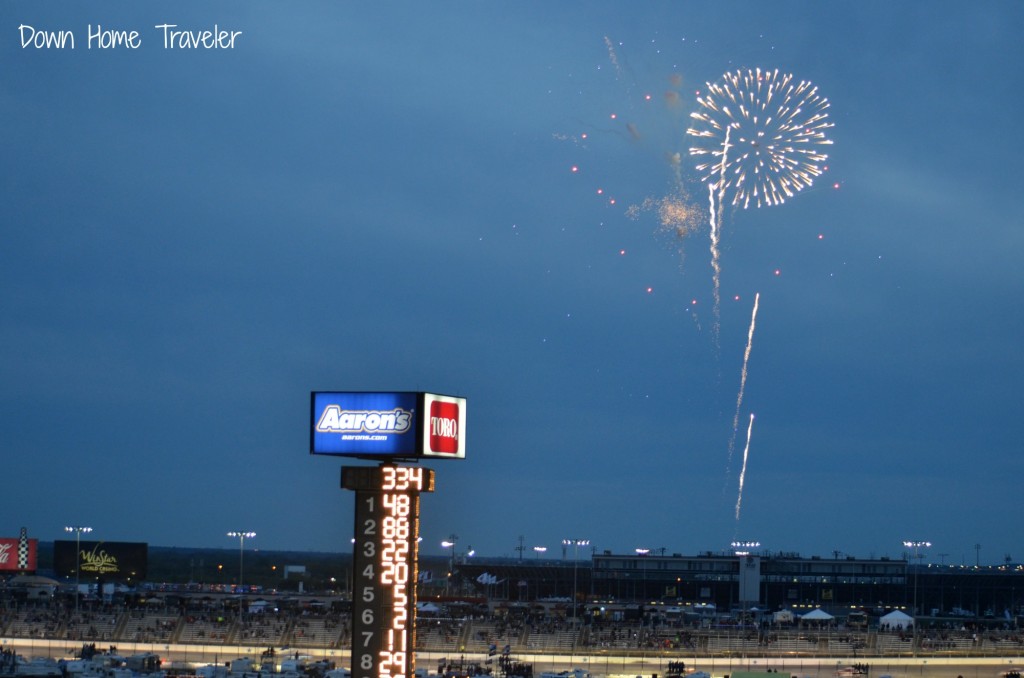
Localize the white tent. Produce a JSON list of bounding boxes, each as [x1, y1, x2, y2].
[[879, 609, 913, 629], [801, 608, 834, 621], [773, 609, 795, 624]]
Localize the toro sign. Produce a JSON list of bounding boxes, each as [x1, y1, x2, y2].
[[310, 391, 466, 460]]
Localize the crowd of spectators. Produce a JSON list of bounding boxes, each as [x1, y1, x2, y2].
[[3, 599, 1024, 657]]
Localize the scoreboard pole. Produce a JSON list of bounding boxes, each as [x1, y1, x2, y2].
[[343, 465, 435, 678]]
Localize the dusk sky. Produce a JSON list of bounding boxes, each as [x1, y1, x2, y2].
[[3, 2, 1022, 568]]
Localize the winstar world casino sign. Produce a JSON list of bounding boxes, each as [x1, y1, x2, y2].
[[310, 392, 466, 459]]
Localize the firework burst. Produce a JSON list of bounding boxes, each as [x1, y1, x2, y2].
[[687, 68, 833, 209]]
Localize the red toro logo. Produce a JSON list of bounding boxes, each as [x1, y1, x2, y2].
[[428, 400, 460, 454]]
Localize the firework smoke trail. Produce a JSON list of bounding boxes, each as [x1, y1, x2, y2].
[[734, 413, 755, 520], [726, 292, 760, 466], [708, 125, 732, 343], [603, 36, 622, 78], [707, 182, 720, 326]]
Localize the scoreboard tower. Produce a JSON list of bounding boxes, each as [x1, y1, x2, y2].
[[344, 465, 434, 678], [311, 392, 466, 678]]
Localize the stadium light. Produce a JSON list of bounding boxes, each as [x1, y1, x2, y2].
[[903, 540, 931, 617], [635, 548, 651, 601], [731, 540, 761, 556], [64, 525, 93, 615], [227, 531, 256, 589], [442, 534, 458, 594], [562, 539, 590, 634]]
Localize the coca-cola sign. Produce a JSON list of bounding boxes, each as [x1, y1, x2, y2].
[[0, 537, 37, 572]]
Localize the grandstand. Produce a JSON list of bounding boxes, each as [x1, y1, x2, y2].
[[120, 609, 178, 643], [523, 624, 577, 652], [289, 615, 344, 648], [462, 619, 521, 654], [177, 615, 233, 643], [4, 598, 1024, 659], [238, 613, 289, 645], [2, 607, 63, 639], [415, 618, 463, 653], [65, 610, 121, 642]]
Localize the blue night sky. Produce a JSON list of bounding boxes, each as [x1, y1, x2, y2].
[[2, 2, 1022, 567]]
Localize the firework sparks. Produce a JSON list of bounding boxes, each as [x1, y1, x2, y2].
[[735, 292, 760, 427], [726, 292, 760, 467], [687, 68, 833, 209], [735, 412, 755, 520]]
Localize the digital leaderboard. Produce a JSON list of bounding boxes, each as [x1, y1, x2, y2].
[[343, 465, 434, 678]]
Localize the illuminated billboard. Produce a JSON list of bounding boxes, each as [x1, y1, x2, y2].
[[0, 537, 37, 572], [53, 541, 148, 581], [310, 392, 466, 459]]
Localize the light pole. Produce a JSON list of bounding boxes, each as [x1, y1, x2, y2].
[[563, 538, 590, 628], [227, 531, 256, 589], [532, 546, 547, 599], [64, 526, 92, 615], [731, 541, 760, 623], [903, 540, 931, 618], [635, 548, 650, 603], [442, 534, 458, 594]]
